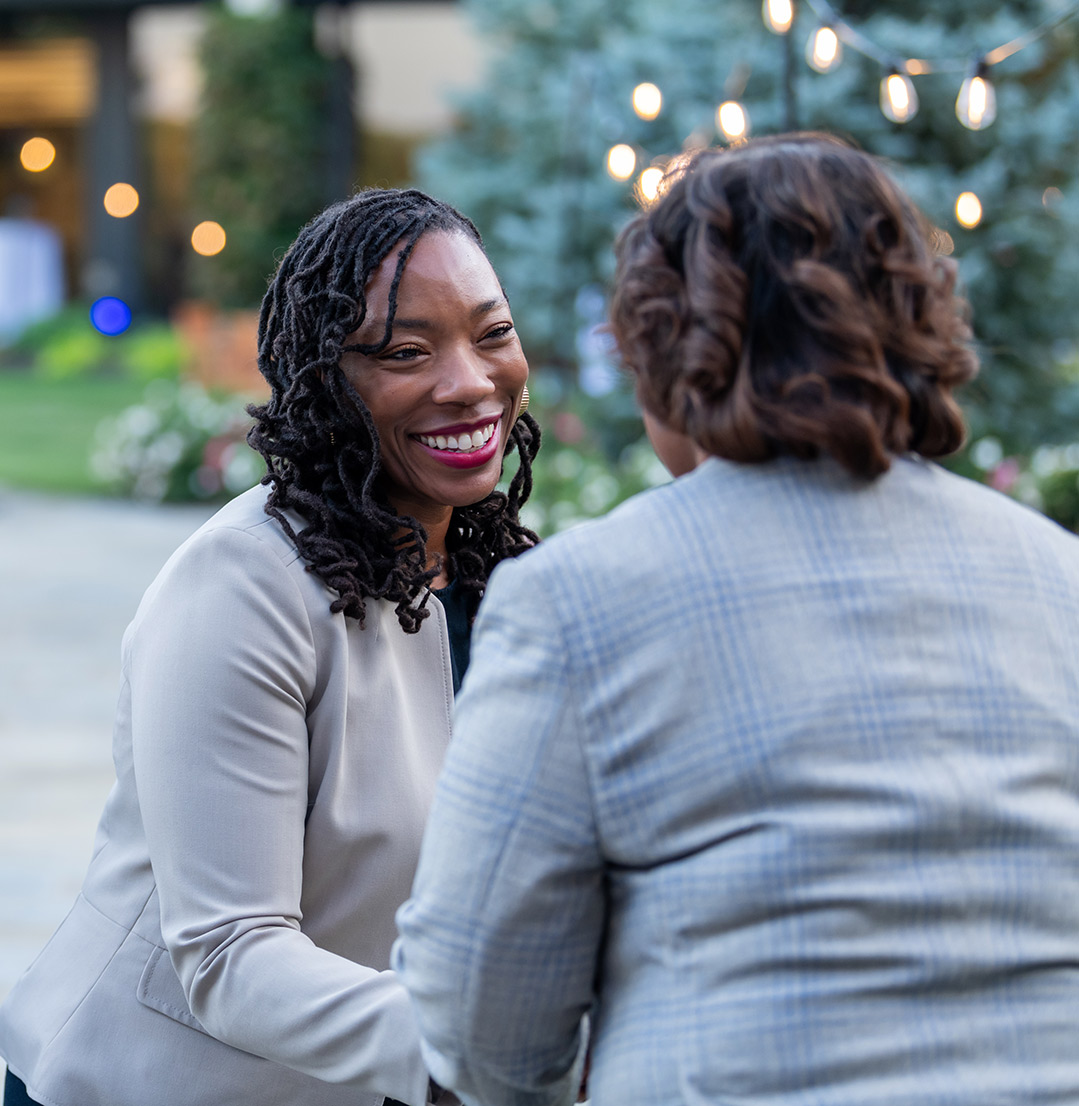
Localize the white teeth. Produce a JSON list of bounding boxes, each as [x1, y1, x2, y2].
[[419, 423, 496, 453]]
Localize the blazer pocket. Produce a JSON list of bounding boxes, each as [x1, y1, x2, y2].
[[136, 945, 211, 1036]]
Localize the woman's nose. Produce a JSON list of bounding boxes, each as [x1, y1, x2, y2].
[[432, 347, 497, 405]]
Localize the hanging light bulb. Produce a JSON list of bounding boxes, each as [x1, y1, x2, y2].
[[716, 100, 750, 142], [880, 68, 918, 123], [955, 60, 997, 130], [606, 144, 637, 181], [806, 25, 842, 73], [638, 167, 665, 204], [955, 191, 983, 229], [762, 0, 793, 34], [632, 82, 662, 121]]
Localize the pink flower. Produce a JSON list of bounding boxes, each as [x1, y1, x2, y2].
[[552, 412, 586, 445], [988, 458, 1021, 493]]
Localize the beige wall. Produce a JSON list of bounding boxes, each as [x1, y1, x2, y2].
[[131, 4, 205, 122], [130, 2, 483, 135], [348, 4, 483, 135]]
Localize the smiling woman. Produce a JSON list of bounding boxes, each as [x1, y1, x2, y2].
[[0, 189, 541, 1106], [252, 191, 539, 630], [338, 230, 530, 586]]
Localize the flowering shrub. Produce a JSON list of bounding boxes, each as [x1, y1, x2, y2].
[[968, 435, 1079, 533], [6, 306, 188, 382], [517, 382, 670, 536], [91, 380, 264, 502]]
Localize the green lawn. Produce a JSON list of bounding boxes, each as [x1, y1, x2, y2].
[[0, 371, 147, 495]]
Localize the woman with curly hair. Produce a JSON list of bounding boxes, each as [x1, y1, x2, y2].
[[395, 135, 1079, 1106], [0, 188, 538, 1106]]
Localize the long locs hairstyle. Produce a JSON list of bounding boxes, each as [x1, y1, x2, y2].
[[247, 188, 540, 633]]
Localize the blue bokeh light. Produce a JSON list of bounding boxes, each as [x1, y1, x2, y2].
[[90, 297, 132, 336]]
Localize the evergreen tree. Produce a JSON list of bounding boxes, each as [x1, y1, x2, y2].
[[792, 0, 1079, 452], [190, 5, 333, 309], [419, 0, 1079, 456]]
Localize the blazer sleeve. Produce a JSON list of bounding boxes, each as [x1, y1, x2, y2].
[[393, 552, 603, 1106], [129, 524, 431, 1106]]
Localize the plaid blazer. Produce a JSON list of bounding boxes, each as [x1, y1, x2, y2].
[[396, 454, 1079, 1106]]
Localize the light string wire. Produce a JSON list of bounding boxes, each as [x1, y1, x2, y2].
[[802, 0, 1079, 74]]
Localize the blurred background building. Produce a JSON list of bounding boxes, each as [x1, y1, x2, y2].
[[1, 0, 1078, 526], [0, 0, 479, 329]]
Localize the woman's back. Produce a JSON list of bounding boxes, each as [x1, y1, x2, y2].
[[542, 454, 1079, 1103]]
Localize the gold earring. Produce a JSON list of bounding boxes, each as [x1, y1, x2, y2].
[[330, 430, 336, 446], [518, 384, 530, 416]]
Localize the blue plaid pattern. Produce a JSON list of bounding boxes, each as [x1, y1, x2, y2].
[[395, 456, 1079, 1106]]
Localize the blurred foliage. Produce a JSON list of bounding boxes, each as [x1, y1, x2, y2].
[[420, 0, 1079, 519], [520, 375, 670, 535], [90, 380, 263, 503], [3, 306, 187, 382], [188, 4, 334, 308], [961, 432, 1079, 533], [0, 372, 147, 495], [119, 324, 189, 383]]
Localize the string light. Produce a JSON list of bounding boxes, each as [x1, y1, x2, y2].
[[793, 0, 1079, 128], [103, 183, 139, 218], [716, 100, 750, 141], [638, 166, 664, 203], [955, 191, 983, 229], [191, 220, 227, 256], [806, 25, 842, 73], [606, 4, 1078, 199], [763, 0, 794, 34], [20, 137, 56, 172], [632, 82, 662, 120], [606, 144, 637, 180], [880, 69, 918, 124], [955, 60, 996, 130]]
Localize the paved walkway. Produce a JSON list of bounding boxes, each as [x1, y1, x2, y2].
[[0, 487, 216, 1006]]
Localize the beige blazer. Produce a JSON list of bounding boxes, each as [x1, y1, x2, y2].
[[0, 485, 453, 1106]]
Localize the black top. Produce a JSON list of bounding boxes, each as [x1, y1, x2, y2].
[[433, 579, 474, 696]]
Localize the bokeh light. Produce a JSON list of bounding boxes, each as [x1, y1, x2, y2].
[[880, 72, 918, 123], [103, 183, 140, 218], [20, 137, 56, 173], [763, 0, 793, 33], [638, 166, 664, 203], [606, 144, 637, 181], [807, 26, 842, 73], [90, 297, 132, 336], [955, 191, 983, 228], [956, 73, 996, 131], [716, 101, 749, 141], [191, 220, 227, 256], [632, 82, 662, 121]]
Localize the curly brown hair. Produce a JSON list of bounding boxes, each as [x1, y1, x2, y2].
[[611, 132, 978, 479]]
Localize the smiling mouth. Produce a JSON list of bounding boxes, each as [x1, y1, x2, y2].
[[416, 421, 497, 454]]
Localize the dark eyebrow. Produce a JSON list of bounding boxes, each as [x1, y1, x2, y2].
[[363, 298, 508, 334], [470, 297, 506, 318]]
